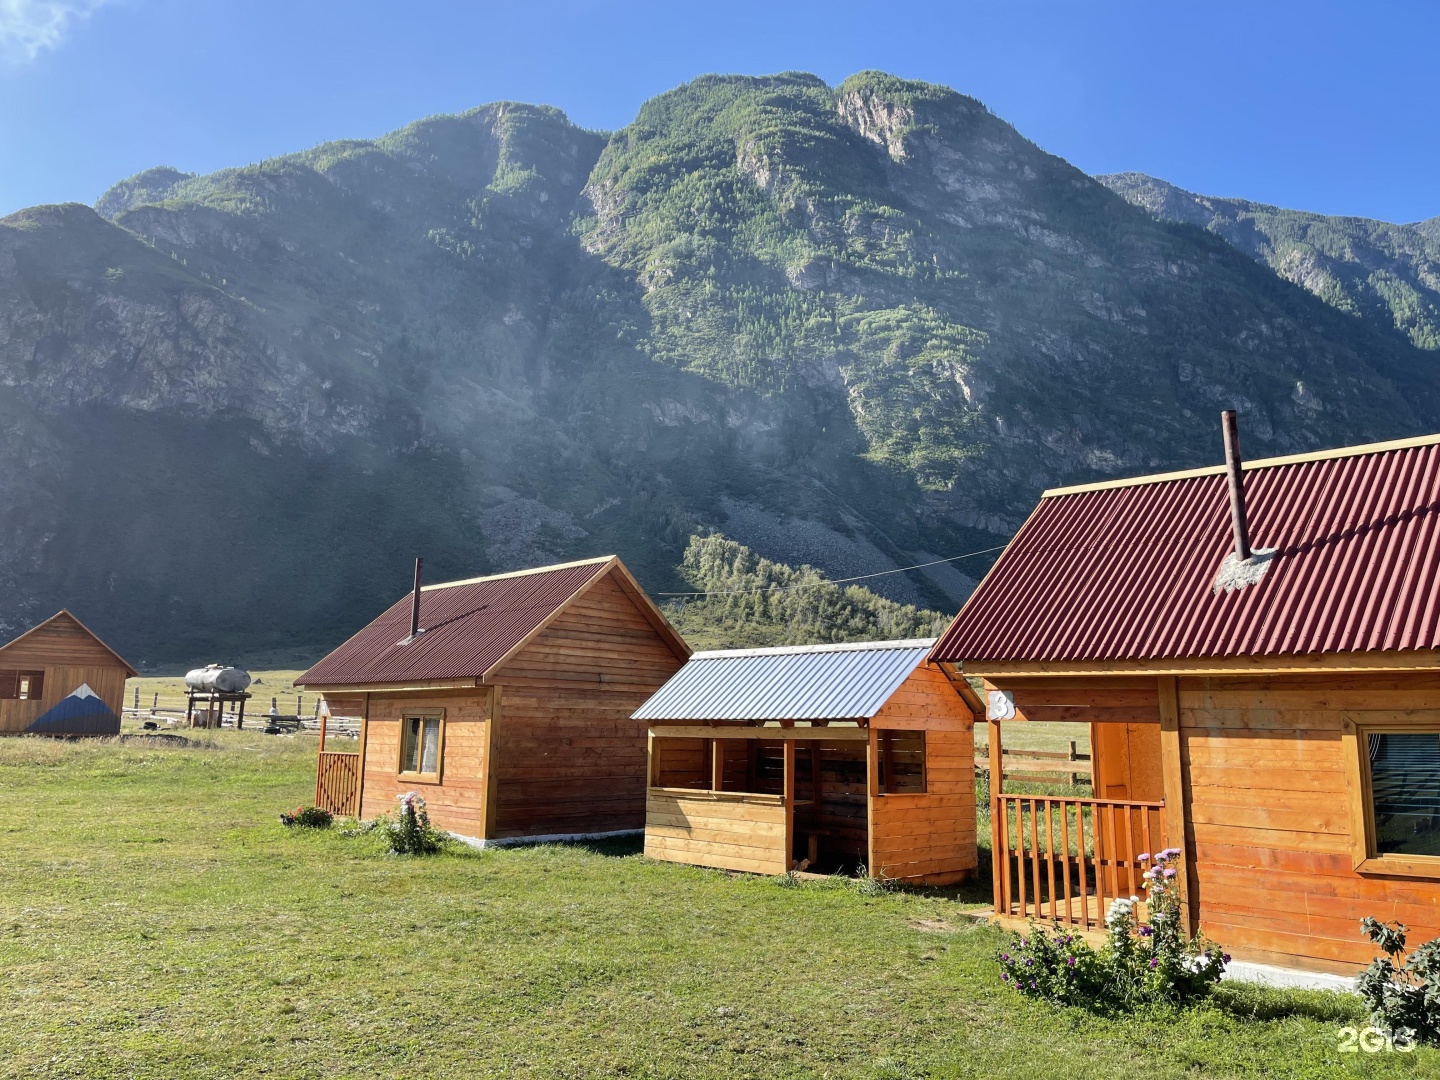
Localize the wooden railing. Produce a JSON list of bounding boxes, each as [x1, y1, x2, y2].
[[993, 794, 1165, 930], [315, 751, 360, 817]]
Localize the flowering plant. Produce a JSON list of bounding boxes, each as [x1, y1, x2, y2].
[[280, 805, 333, 829], [378, 791, 446, 855], [998, 848, 1228, 1010]]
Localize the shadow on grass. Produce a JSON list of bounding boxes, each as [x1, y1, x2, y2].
[[1210, 981, 1365, 1024]]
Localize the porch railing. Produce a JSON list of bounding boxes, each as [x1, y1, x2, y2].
[[315, 751, 361, 817], [993, 794, 1166, 930]]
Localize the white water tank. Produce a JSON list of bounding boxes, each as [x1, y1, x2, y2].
[[185, 664, 252, 694]]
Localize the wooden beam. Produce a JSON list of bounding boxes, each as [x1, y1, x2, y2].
[[783, 741, 796, 871], [866, 724, 878, 874], [710, 737, 723, 792], [298, 679, 479, 693], [647, 725, 869, 741], [967, 648, 1440, 678], [989, 717, 1004, 916], [480, 685, 501, 841], [1156, 676, 1194, 935], [355, 692, 370, 819]]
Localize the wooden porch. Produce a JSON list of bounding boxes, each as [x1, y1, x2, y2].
[[992, 792, 1165, 931]]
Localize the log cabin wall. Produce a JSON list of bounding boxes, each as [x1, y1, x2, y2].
[[867, 664, 978, 885], [0, 615, 130, 734], [1180, 671, 1440, 974], [488, 572, 687, 839], [356, 689, 493, 838]]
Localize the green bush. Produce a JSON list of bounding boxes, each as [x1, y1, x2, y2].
[[280, 805, 333, 829], [379, 792, 447, 855], [1358, 918, 1440, 1046]]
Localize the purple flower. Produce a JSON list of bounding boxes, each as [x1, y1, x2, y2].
[[1222, 953, 1231, 963], [1066, 956, 1076, 967], [1001, 973, 1009, 981], [1149, 958, 1158, 969], [1137, 853, 1152, 863], [1025, 958, 1034, 966], [1138, 925, 1153, 938], [1163, 868, 1177, 878], [1000, 953, 1010, 961]]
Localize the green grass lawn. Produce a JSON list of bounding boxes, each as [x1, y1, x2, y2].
[[0, 729, 1426, 1079]]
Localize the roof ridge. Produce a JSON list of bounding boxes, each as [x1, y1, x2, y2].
[[690, 638, 937, 659], [1042, 431, 1440, 499], [419, 555, 614, 591]]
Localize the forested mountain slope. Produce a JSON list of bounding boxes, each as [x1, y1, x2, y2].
[[3, 72, 1437, 661], [1100, 171, 1440, 351]]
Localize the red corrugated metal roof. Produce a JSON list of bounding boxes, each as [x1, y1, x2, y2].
[[931, 434, 1440, 664], [297, 558, 615, 686]]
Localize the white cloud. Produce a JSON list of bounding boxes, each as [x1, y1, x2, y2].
[[0, 0, 112, 64]]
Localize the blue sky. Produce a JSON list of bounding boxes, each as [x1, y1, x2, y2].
[[2, 0, 1436, 223]]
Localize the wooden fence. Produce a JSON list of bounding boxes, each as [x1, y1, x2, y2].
[[975, 742, 1091, 786], [993, 793, 1165, 930], [315, 751, 361, 817]]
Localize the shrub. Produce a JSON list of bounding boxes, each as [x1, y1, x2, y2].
[[378, 791, 447, 855], [998, 848, 1228, 1011], [1358, 918, 1440, 1046], [280, 805, 333, 829]]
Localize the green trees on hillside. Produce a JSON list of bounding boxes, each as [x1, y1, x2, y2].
[[662, 534, 952, 649]]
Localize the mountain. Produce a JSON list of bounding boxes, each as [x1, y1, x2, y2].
[[1099, 172, 1440, 351], [4, 71, 1439, 662]]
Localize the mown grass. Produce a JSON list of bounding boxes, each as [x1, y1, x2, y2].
[[0, 730, 1428, 1079]]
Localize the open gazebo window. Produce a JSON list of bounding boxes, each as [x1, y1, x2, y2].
[[398, 711, 445, 783], [877, 730, 926, 794], [1346, 718, 1440, 877]]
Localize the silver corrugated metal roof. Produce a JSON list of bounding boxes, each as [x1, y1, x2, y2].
[[632, 638, 936, 722]]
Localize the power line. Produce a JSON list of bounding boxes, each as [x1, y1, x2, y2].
[[658, 544, 1009, 598]]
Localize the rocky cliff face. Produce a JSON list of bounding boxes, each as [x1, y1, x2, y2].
[[2, 74, 1437, 660]]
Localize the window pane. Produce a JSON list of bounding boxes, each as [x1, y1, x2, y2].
[[420, 718, 440, 774], [401, 717, 422, 773], [1370, 733, 1440, 857]]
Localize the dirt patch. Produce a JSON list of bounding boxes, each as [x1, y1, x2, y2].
[[119, 733, 191, 747], [910, 918, 957, 933]]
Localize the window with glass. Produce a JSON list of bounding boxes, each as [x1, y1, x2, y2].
[[399, 713, 444, 781], [1367, 732, 1440, 858]]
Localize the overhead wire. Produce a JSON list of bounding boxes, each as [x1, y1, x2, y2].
[[657, 543, 1009, 598]]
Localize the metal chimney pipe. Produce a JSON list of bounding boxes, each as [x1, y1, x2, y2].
[[1221, 411, 1251, 561], [409, 557, 424, 640]]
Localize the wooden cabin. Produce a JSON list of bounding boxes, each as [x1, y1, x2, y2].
[[0, 610, 135, 737], [297, 556, 690, 844], [930, 427, 1440, 977], [636, 639, 981, 884]]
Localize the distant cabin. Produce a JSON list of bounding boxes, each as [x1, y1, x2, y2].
[[931, 431, 1440, 978], [635, 639, 981, 884], [0, 610, 136, 737], [298, 557, 690, 845]]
